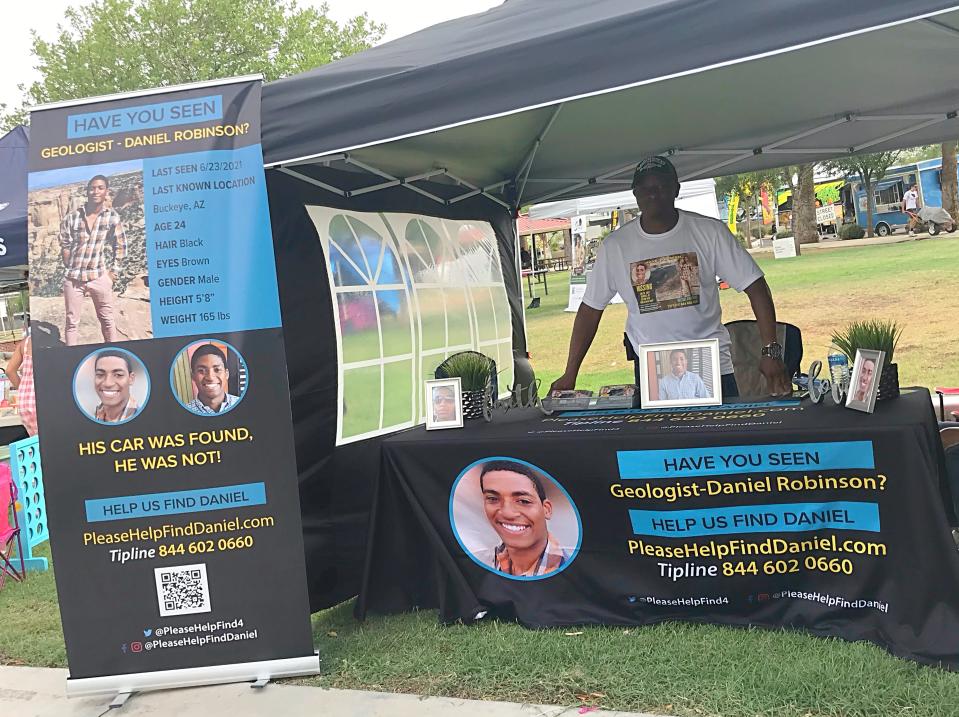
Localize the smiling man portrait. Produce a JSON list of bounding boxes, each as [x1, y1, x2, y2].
[[187, 343, 240, 415], [475, 460, 570, 578], [92, 349, 140, 423]]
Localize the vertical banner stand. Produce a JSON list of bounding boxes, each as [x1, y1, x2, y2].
[[27, 76, 319, 699]]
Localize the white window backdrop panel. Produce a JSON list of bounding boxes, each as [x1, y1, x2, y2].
[[306, 207, 514, 445]]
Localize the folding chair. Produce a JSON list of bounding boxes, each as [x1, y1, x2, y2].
[[724, 320, 803, 397], [0, 462, 25, 588]]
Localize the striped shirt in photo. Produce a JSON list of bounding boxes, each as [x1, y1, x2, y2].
[[59, 207, 128, 282]]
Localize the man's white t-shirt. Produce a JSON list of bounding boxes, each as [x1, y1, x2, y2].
[[581, 209, 764, 375], [903, 188, 919, 211]]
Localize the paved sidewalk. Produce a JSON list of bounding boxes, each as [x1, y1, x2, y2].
[[0, 666, 668, 717], [748, 230, 959, 256]]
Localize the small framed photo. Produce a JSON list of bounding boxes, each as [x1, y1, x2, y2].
[[425, 377, 464, 430], [639, 339, 722, 409], [598, 384, 635, 397], [845, 349, 885, 414], [549, 389, 594, 399]]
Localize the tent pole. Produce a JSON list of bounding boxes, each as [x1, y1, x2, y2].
[[276, 167, 347, 196], [514, 103, 565, 207], [851, 114, 958, 153], [443, 172, 511, 209], [923, 17, 959, 38]]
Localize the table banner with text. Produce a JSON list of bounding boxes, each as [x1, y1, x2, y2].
[[362, 391, 959, 669], [28, 77, 318, 696]]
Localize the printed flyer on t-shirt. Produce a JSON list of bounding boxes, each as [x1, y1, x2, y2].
[[630, 252, 701, 313]]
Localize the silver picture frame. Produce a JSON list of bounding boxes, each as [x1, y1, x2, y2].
[[845, 349, 885, 414], [425, 377, 464, 430]]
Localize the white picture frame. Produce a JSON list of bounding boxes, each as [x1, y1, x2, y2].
[[425, 377, 464, 430], [845, 349, 885, 414], [638, 339, 723, 409]]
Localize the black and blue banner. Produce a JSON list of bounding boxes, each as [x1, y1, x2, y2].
[[28, 78, 318, 696]]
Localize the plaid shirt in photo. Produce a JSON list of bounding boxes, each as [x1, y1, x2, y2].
[[59, 207, 128, 282]]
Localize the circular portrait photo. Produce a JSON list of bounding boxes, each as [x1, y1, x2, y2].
[[170, 339, 248, 416], [73, 348, 150, 425], [450, 458, 582, 581]]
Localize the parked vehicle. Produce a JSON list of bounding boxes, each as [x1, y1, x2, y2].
[[841, 157, 956, 236]]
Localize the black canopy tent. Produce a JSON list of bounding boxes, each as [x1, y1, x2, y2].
[[261, 0, 959, 609], [0, 126, 30, 282]]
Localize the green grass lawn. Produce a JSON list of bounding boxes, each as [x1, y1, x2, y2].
[[525, 236, 959, 393], [5, 552, 959, 717], [5, 237, 959, 716]]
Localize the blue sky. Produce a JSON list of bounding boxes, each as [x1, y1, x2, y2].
[[2, 1, 502, 112], [29, 159, 143, 191]]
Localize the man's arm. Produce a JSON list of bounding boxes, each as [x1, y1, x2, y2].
[[5, 340, 24, 389], [695, 373, 709, 398], [108, 214, 128, 282], [742, 277, 791, 396], [548, 304, 603, 393], [59, 215, 72, 267]]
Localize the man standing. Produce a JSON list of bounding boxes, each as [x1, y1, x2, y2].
[[902, 183, 921, 237], [187, 344, 239, 415], [549, 155, 790, 398], [477, 460, 568, 577], [60, 175, 127, 345], [658, 348, 709, 399], [93, 350, 138, 423]]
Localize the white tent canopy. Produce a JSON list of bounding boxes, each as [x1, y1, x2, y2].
[[529, 179, 720, 220]]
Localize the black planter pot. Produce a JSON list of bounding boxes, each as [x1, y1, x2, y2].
[[461, 389, 488, 419], [877, 362, 900, 401]]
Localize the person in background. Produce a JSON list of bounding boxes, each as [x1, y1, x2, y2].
[[902, 183, 921, 238], [5, 324, 37, 436]]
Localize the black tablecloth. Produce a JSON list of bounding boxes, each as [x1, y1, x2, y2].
[[358, 390, 959, 668]]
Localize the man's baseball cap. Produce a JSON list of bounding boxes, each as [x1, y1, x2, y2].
[[631, 155, 678, 186]]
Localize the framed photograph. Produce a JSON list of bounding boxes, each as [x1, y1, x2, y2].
[[845, 349, 885, 414], [425, 377, 464, 430], [639, 339, 722, 409]]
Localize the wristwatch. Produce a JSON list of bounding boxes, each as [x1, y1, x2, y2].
[[761, 341, 784, 361]]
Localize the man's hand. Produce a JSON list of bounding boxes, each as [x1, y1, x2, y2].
[[760, 356, 791, 396], [108, 270, 116, 285], [548, 372, 577, 396]]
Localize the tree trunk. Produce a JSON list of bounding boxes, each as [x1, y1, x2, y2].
[[864, 178, 875, 238], [942, 141, 958, 223], [795, 164, 818, 244]]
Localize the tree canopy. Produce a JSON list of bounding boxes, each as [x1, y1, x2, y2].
[[1, 0, 384, 130]]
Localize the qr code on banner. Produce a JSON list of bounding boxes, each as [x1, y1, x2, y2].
[[154, 563, 212, 617]]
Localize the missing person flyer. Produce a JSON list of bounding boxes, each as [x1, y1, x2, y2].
[[27, 77, 318, 695]]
